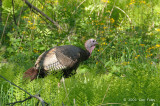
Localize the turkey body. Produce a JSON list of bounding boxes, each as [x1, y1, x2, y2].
[[24, 39, 98, 81], [36, 45, 90, 77], [24, 45, 90, 80]]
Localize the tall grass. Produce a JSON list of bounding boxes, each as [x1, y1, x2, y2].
[[1, 0, 160, 105], [0, 55, 160, 105]]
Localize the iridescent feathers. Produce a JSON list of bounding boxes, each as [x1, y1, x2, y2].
[[23, 39, 98, 80]]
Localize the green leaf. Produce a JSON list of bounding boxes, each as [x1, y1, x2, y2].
[[39, 47, 46, 50]]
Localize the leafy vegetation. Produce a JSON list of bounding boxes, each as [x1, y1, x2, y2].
[[0, 0, 160, 105]]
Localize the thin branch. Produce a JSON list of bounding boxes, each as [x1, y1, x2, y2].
[[0, 74, 31, 96], [96, 6, 131, 61], [22, 0, 56, 31], [96, 58, 109, 72], [114, 6, 132, 24], [33, 94, 47, 105], [31, 9, 55, 30], [6, 96, 32, 105], [17, 2, 25, 26], [101, 0, 109, 17], [95, 35, 117, 61], [32, 94, 49, 106], [38, 0, 52, 14], [62, 102, 65, 106], [90, 6, 95, 14], [100, 103, 121, 105], [23, 0, 62, 30], [0, 75, 48, 106], [95, 34, 121, 76], [77, 0, 86, 9], [72, 0, 86, 14], [109, 3, 115, 19], [6, 94, 49, 106], [0, 13, 10, 45], [12, 0, 17, 25], [101, 82, 111, 104], [61, 77, 70, 102], [56, 26, 75, 46]]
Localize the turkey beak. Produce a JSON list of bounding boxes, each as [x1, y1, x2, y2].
[[95, 41, 98, 45]]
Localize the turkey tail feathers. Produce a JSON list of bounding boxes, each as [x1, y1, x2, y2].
[[23, 67, 39, 81]]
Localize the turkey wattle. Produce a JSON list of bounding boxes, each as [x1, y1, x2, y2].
[[23, 39, 98, 80]]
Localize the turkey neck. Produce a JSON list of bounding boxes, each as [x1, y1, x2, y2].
[[85, 46, 95, 55], [89, 46, 95, 54]]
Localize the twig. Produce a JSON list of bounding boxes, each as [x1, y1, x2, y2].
[[30, 7, 55, 30], [96, 6, 131, 61], [114, 6, 132, 24], [0, 74, 31, 95], [0, 75, 48, 106], [6, 96, 32, 105], [95, 34, 121, 76], [61, 77, 70, 102], [56, 27, 75, 46], [109, 3, 115, 19], [95, 6, 131, 75], [12, 0, 17, 25], [36, 95, 44, 105], [95, 35, 117, 60], [0, 13, 10, 45], [77, 0, 86, 9], [62, 102, 65, 106], [38, 0, 53, 14], [101, 81, 111, 104], [73, 98, 76, 106], [90, 6, 95, 14], [6, 94, 49, 106], [23, 0, 62, 30], [101, 0, 109, 17], [17, 2, 25, 26], [100, 103, 121, 105], [95, 57, 108, 72], [72, 0, 86, 14]]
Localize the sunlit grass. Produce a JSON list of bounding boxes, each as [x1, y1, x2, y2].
[[0, 52, 160, 105], [1, 0, 160, 105]]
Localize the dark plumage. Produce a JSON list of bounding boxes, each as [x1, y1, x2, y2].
[[23, 39, 98, 80]]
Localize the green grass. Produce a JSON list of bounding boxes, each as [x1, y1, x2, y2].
[[0, 57, 160, 105], [1, 0, 160, 105]]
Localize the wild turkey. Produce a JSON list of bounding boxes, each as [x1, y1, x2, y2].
[[23, 39, 98, 80]]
